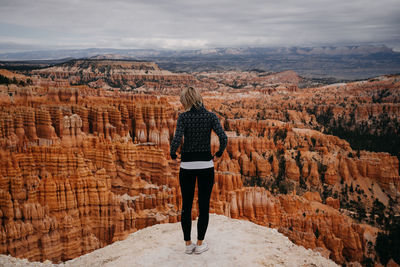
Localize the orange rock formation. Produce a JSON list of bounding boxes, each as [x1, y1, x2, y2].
[[0, 65, 398, 266]]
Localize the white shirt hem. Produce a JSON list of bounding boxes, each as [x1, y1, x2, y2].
[[180, 160, 214, 169]]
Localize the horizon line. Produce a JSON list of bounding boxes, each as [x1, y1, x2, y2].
[[0, 43, 398, 53]]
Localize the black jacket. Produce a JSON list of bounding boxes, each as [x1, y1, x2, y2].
[[170, 104, 228, 162]]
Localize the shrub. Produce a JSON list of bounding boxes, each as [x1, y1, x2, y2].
[[375, 220, 400, 265]]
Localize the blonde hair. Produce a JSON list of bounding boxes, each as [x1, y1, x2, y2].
[[180, 87, 203, 111]]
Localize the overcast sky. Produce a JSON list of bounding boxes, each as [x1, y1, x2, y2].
[[0, 0, 399, 52]]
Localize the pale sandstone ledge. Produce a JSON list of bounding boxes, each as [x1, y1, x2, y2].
[[0, 214, 338, 267]]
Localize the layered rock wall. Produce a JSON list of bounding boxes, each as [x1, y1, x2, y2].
[[0, 68, 398, 266]]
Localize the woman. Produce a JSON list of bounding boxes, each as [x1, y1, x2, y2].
[[170, 87, 228, 254]]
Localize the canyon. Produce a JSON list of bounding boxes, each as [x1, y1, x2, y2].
[[0, 60, 399, 266]]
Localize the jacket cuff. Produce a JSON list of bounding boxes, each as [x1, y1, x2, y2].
[[215, 151, 223, 157]]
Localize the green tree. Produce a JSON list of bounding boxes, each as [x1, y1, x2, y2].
[[375, 218, 400, 265], [372, 199, 386, 226], [314, 227, 320, 239]]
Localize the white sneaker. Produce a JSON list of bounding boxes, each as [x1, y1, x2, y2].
[[194, 241, 209, 254], [185, 243, 196, 254]]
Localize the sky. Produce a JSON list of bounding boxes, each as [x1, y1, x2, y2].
[[0, 0, 399, 52]]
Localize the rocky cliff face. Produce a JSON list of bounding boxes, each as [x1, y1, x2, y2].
[[0, 214, 340, 267], [0, 65, 399, 265], [32, 59, 198, 92], [203, 73, 400, 162], [0, 82, 181, 262], [194, 70, 301, 91]]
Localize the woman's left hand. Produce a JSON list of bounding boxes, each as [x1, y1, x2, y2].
[[212, 154, 219, 162]]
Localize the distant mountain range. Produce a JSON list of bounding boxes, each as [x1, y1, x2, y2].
[[1, 45, 400, 79]]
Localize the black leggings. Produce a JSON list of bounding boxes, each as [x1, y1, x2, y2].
[[179, 167, 215, 241]]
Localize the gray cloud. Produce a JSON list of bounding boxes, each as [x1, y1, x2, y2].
[[0, 0, 399, 52]]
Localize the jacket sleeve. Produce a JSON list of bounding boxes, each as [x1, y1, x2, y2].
[[170, 114, 184, 159], [212, 113, 228, 157]]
